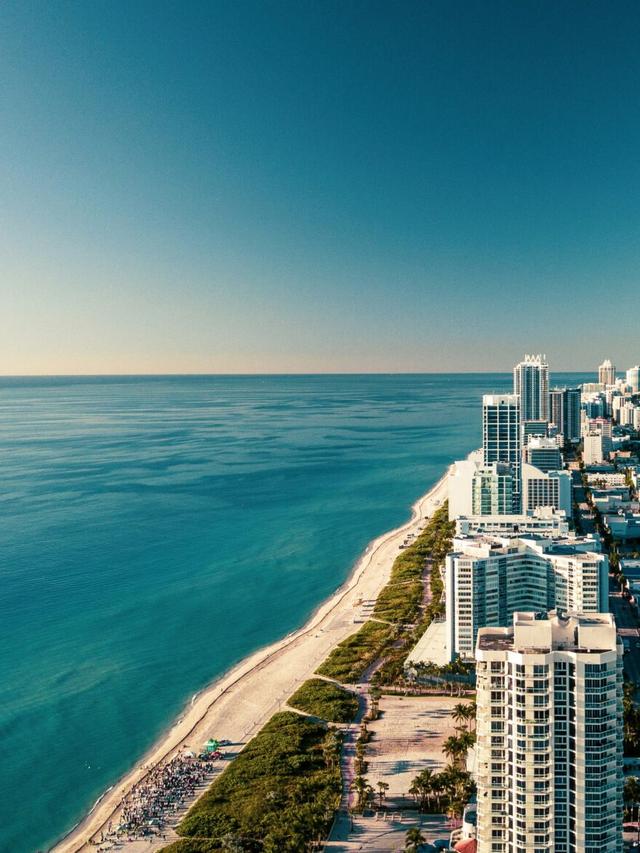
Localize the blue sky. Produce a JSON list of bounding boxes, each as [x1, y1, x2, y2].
[[1, 0, 639, 373]]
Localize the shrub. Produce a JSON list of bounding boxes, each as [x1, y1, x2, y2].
[[288, 678, 359, 722], [315, 620, 394, 683], [169, 712, 341, 851]]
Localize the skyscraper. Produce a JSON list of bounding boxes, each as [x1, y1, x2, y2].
[[475, 611, 623, 853], [483, 394, 521, 509], [549, 387, 581, 444], [626, 365, 640, 393], [514, 354, 549, 422], [598, 359, 616, 386]]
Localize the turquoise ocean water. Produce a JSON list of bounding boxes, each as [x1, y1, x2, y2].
[[0, 373, 589, 852]]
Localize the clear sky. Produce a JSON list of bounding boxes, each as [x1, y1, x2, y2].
[[1, 0, 639, 374]]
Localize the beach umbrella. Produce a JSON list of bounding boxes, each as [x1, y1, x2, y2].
[[454, 840, 477, 853], [203, 738, 219, 752]]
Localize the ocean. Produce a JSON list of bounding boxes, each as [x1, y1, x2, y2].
[[0, 373, 589, 852]]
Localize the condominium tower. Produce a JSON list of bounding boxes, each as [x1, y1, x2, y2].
[[513, 354, 549, 422], [549, 388, 581, 444], [598, 359, 616, 386], [483, 394, 521, 509], [475, 611, 623, 853], [445, 534, 608, 658], [627, 365, 640, 393]]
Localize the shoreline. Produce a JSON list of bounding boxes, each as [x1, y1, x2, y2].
[[50, 467, 451, 853]]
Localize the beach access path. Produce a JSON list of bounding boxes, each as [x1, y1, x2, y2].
[[51, 469, 450, 853]]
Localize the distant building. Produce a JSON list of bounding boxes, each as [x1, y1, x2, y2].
[[471, 462, 514, 515], [446, 535, 608, 658], [483, 394, 521, 509], [475, 611, 623, 853], [583, 433, 608, 465], [604, 511, 640, 541], [599, 358, 616, 386], [513, 354, 549, 422], [626, 365, 640, 393], [525, 436, 563, 472], [521, 462, 572, 516], [549, 387, 581, 443]]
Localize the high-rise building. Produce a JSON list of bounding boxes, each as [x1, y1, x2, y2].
[[483, 394, 521, 509], [475, 611, 623, 853], [627, 365, 640, 393], [514, 354, 549, 422], [445, 535, 607, 658], [525, 436, 562, 472], [472, 462, 514, 515], [598, 359, 616, 386], [549, 387, 581, 444]]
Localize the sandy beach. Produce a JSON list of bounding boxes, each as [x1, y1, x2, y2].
[[51, 469, 450, 853]]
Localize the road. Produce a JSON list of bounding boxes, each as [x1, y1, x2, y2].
[[610, 579, 640, 686]]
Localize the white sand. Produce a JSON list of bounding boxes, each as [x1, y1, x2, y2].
[[51, 470, 450, 853]]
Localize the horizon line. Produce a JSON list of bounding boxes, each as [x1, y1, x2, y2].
[[0, 369, 594, 378]]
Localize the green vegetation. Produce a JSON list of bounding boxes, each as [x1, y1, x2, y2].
[[166, 712, 341, 852], [408, 763, 476, 820], [316, 620, 394, 683], [373, 578, 423, 624], [624, 683, 640, 756], [315, 503, 455, 688], [373, 503, 455, 687], [374, 502, 454, 626], [624, 775, 640, 820], [405, 827, 426, 852], [288, 678, 359, 723]]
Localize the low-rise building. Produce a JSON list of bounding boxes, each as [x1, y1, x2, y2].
[[455, 507, 570, 538], [604, 511, 640, 541]]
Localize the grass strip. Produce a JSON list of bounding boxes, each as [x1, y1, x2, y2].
[[165, 711, 341, 852], [315, 620, 394, 683], [288, 678, 359, 723]]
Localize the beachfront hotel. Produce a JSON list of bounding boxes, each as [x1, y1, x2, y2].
[[475, 611, 623, 853], [444, 534, 608, 659]]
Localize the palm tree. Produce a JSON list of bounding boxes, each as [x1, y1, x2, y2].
[[377, 780, 389, 807], [459, 729, 476, 753], [443, 735, 465, 767], [405, 826, 426, 852], [351, 775, 374, 812], [466, 699, 477, 730], [452, 702, 469, 729], [419, 768, 435, 811]]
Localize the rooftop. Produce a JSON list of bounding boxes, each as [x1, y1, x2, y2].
[[477, 611, 618, 654]]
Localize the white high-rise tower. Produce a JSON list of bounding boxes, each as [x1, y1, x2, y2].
[[514, 354, 549, 422], [627, 365, 640, 393], [598, 359, 616, 386], [475, 611, 623, 853]]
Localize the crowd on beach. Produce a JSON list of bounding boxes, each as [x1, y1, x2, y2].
[[92, 752, 216, 848]]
